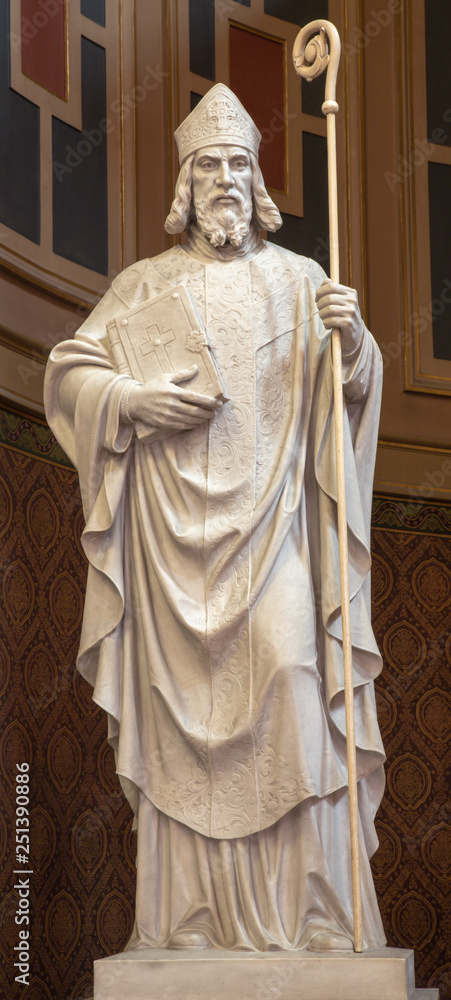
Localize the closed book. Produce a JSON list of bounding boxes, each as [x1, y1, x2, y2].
[[107, 284, 227, 438]]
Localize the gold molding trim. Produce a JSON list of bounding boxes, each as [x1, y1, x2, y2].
[[0, 342, 45, 416], [375, 438, 451, 500], [0, 322, 48, 360]]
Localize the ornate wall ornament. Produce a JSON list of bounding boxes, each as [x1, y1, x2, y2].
[[387, 752, 432, 811], [72, 809, 108, 878], [96, 890, 134, 955], [30, 806, 57, 876], [416, 688, 451, 745], [24, 642, 59, 713], [392, 890, 437, 950], [45, 889, 82, 962], [2, 559, 35, 627], [421, 821, 451, 881], [49, 570, 83, 636], [47, 725, 82, 795], [412, 556, 451, 614], [0, 720, 33, 784], [0, 639, 10, 699], [383, 620, 427, 674], [370, 820, 402, 880], [26, 487, 60, 553]]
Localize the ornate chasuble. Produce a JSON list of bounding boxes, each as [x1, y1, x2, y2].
[[45, 243, 385, 840]]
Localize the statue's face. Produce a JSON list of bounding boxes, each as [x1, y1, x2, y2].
[[191, 144, 253, 248], [192, 145, 252, 206]]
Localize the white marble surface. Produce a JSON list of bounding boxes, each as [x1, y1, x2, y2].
[[92, 946, 428, 1000]]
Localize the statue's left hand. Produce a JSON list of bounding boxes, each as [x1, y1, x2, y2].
[[315, 280, 364, 356]]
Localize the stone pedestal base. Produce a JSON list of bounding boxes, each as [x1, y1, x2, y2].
[[92, 946, 440, 1000]]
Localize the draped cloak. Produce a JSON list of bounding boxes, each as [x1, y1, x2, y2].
[[44, 241, 385, 847]]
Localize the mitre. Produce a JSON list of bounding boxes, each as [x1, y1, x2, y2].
[[174, 83, 261, 163]]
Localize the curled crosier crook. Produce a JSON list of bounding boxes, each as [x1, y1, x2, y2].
[[292, 19, 341, 114]]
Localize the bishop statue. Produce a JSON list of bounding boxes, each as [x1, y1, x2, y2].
[[45, 84, 386, 953]]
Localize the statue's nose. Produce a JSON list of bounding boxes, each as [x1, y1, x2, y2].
[[217, 161, 233, 188]]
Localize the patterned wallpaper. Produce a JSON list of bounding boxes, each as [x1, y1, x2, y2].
[[371, 499, 451, 998], [0, 405, 449, 1000]]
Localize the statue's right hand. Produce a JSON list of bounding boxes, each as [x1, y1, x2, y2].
[[127, 366, 223, 431]]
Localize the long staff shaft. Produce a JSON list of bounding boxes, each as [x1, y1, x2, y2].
[[327, 108, 363, 955], [293, 21, 363, 952]]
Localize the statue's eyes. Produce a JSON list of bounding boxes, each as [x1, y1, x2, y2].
[[197, 155, 248, 171]]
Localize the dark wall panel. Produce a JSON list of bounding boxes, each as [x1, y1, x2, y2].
[[428, 161, 451, 361], [52, 36, 108, 275], [191, 90, 202, 110], [264, 0, 328, 117], [264, 0, 327, 23], [81, 0, 106, 27], [268, 131, 329, 270], [189, 0, 215, 80], [425, 0, 451, 147], [0, 0, 40, 243]]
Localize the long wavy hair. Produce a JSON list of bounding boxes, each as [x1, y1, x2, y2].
[[164, 151, 282, 234]]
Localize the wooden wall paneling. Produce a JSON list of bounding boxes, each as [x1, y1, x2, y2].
[[361, 0, 451, 498], [333, 0, 367, 310], [3, 0, 132, 304], [117, 0, 138, 271], [401, 0, 451, 394], [0, 265, 89, 416], [0, 0, 141, 416], [134, 0, 171, 261]]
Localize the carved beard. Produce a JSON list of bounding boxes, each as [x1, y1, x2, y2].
[[193, 191, 253, 248]]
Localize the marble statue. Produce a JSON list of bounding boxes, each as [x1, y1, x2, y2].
[[45, 84, 386, 953]]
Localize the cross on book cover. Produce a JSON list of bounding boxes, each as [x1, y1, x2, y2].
[[107, 284, 227, 407]]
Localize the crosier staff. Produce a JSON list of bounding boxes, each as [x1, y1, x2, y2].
[[293, 20, 363, 954]]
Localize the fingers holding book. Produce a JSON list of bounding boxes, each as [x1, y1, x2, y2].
[[128, 367, 223, 431]]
